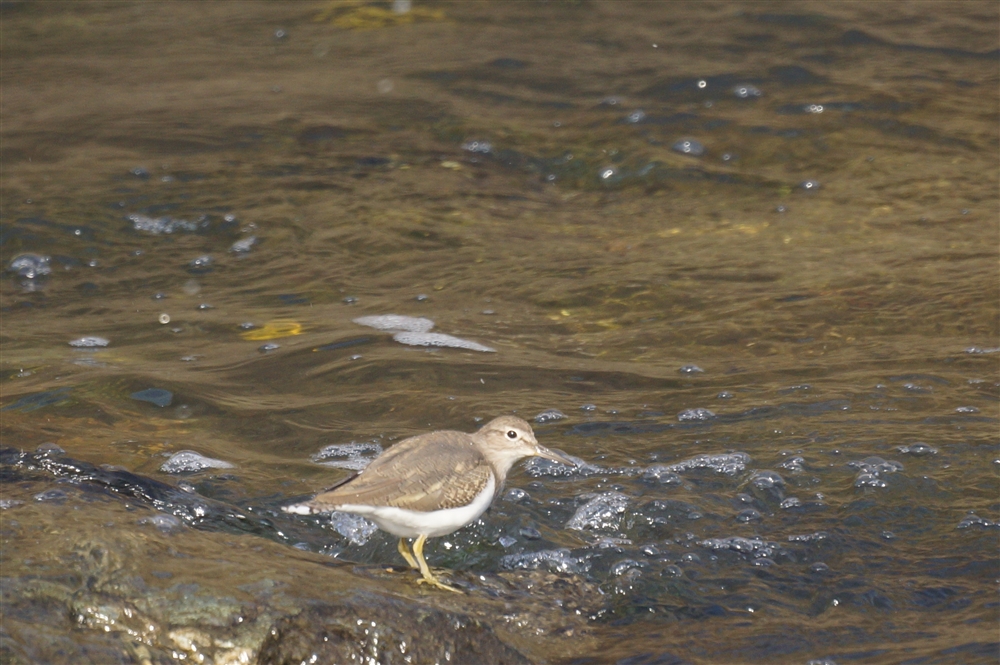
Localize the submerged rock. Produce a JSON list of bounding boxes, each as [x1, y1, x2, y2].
[[130, 388, 174, 407]]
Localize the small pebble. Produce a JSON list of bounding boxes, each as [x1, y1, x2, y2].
[[131, 388, 173, 408], [519, 526, 542, 540]]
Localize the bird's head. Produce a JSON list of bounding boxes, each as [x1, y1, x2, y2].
[[474, 415, 576, 476]]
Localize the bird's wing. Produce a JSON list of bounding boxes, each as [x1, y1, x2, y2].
[[306, 430, 493, 512]]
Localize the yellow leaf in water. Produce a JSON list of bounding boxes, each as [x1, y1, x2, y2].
[[240, 321, 303, 341]]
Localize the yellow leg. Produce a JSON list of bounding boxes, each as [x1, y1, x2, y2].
[[412, 534, 461, 593], [397, 538, 418, 569]]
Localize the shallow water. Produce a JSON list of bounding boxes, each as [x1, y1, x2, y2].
[[2, 2, 998, 664]]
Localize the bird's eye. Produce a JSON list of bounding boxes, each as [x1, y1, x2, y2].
[[506, 430, 518, 439]]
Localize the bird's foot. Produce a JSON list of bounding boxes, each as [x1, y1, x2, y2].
[[416, 574, 463, 593]]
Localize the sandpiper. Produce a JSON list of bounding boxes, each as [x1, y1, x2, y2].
[[284, 415, 575, 592]]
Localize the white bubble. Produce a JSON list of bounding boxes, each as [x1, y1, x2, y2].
[[69, 336, 109, 348], [160, 451, 235, 473], [733, 84, 762, 99], [353, 314, 434, 333], [566, 491, 629, 531], [392, 332, 495, 352]]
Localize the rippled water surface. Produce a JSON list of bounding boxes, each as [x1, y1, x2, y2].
[[2, 2, 998, 664]]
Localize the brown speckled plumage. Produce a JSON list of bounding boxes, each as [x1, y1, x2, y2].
[[306, 430, 496, 512]]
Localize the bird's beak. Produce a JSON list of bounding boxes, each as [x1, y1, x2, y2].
[[533, 444, 576, 467]]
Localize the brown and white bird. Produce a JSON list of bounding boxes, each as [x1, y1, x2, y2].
[[284, 415, 575, 592]]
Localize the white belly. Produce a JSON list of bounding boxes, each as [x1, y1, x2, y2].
[[335, 475, 496, 538]]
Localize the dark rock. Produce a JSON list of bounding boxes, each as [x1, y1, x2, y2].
[[256, 595, 532, 665]]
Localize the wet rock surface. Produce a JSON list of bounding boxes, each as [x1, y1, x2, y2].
[[256, 596, 532, 665], [0, 448, 601, 664]]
